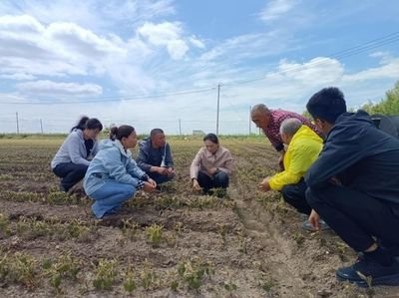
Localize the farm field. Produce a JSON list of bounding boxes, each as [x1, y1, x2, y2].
[[0, 136, 397, 297]]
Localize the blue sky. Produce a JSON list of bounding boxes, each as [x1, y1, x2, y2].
[[0, 0, 399, 134]]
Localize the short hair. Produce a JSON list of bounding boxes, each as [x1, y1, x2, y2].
[[150, 128, 164, 138], [203, 133, 219, 144], [306, 87, 347, 124], [280, 118, 302, 136], [251, 104, 270, 115]]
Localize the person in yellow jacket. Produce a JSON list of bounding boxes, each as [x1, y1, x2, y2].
[[259, 118, 326, 229]]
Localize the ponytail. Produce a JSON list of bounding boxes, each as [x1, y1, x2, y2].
[[71, 116, 89, 132], [109, 125, 135, 141], [71, 116, 103, 132]]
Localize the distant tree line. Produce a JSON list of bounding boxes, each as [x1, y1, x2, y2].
[[361, 81, 399, 115]]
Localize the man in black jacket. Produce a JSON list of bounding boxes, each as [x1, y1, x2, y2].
[[305, 87, 399, 287]]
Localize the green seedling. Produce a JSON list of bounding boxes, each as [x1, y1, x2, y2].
[[123, 266, 136, 293], [177, 258, 214, 291], [44, 253, 80, 293], [7, 252, 38, 288], [121, 219, 140, 240], [218, 224, 229, 245], [93, 259, 118, 291], [170, 280, 179, 291], [292, 232, 305, 246], [140, 261, 157, 290], [146, 224, 164, 248], [223, 280, 238, 292], [67, 219, 92, 241], [0, 213, 12, 237]]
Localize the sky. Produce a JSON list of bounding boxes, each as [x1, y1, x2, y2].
[[0, 0, 399, 134]]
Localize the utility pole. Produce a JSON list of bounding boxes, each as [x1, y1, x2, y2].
[[16, 112, 19, 134], [216, 83, 221, 135], [178, 118, 182, 136], [40, 119, 44, 134], [249, 105, 252, 135]]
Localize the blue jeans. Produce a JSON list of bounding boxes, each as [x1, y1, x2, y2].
[[89, 180, 136, 219]]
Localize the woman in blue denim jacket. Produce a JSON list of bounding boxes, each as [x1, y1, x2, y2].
[[84, 125, 157, 218]]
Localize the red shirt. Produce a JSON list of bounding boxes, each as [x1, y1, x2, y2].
[[263, 109, 321, 151]]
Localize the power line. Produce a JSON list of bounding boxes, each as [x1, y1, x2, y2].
[[223, 31, 399, 87], [0, 31, 398, 106], [0, 87, 216, 105]]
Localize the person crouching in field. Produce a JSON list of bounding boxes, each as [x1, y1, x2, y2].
[[83, 125, 157, 219], [136, 128, 175, 185], [251, 104, 321, 170], [258, 118, 328, 231], [305, 87, 399, 287], [51, 116, 103, 192], [190, 133, 234, 196]]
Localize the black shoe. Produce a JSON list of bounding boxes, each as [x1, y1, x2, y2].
[[336, 255, 399, 287]]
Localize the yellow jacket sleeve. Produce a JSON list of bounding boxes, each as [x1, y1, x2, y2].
[[268, 148, 305, 191]]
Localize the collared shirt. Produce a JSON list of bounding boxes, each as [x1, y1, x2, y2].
[[190, 146, 234, 179], [263, 109, 321, 152]]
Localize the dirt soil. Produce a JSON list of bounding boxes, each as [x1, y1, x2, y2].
[[0, 137, 398, 297]]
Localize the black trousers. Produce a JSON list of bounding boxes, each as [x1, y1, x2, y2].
[[306, 184, 399, 252], [53, 163, 88, 192], [197, 171, 229, 191], [281, 179, 312, 215], [148, 172, 175, 185]]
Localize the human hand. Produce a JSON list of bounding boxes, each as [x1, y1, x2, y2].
[[208, 167, 218, 175], [258, 178, 271, 192], [308, 209, 321, 231], [192, 179, 202, 191], [143, 181, 157, 192]]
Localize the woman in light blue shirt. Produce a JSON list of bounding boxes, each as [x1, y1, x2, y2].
[[84, 125, 157, 218], [51, 116, 103, 192]]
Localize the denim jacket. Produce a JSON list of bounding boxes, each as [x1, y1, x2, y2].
[[83, 139, 147, 195]]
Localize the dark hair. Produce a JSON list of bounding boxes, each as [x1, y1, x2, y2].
[[306, 87, 347, 124], [71, 116, 103, 132], [203, 133, 219, 144], [150, 128, 164, 138], [110, 125, 135, 141]]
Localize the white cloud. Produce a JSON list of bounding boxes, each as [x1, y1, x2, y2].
[[275, 57, 344, 84], [0, 15, 126, 77], [0, 73, 36, 80], [0, 0, 176, 33], [259, 0, 299, 22], [343, 58, 399, 82], [137, 21, 190, 60], [16, 80, 103, 97], [189, 36, 205, 49]]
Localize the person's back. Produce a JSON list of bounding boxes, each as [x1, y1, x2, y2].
[[307, 110, 399, 206], [305, 87, 399, 287], [269, 125, 323, 191]]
